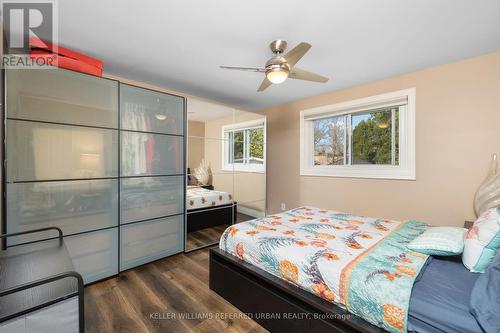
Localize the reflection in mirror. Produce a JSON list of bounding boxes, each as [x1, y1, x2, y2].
[[232, 109, 267, 225], [185, 98, 266, 251]]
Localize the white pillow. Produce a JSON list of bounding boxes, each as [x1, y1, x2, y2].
[[462, 207, 500, 273]]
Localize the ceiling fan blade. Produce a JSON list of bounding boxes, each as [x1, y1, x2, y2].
[[257, 77, 272, 92], [289, 68, 329, 83], [220, 66, 266, 72], [283, 42, 311, 68]]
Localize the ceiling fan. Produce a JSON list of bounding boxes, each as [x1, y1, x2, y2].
[[220, 40, 329, 92]]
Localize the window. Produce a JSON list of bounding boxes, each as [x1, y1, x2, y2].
[[223, 118, 266, 172], [300, 89, 415, 179]]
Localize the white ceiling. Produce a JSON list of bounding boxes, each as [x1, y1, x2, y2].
[[187, 98, 235, 122], [58, 0, 500, 110]]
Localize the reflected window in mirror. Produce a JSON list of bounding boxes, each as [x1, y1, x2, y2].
[[222, 118, 266, 172], [186, 98, 267, 252]]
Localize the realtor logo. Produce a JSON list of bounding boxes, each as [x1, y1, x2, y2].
[[1, 0, 58, 68]]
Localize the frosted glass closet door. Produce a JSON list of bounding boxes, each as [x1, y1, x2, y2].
[[7, 120, 118, 182], [120, 84, 184, 135], [7, 179, 118, 243], [64, 228, 119, 283], [119, 83, 185, 271], [120, 175, 184, 224], [6, 68, 118, 128], [120, 215, 183, 271], [120, 132, 183, 177], [5, 68, 120, 284]]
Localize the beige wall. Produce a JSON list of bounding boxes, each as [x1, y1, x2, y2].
[[204, 112, 267, 214], [258, 51, 500, 226], [187, 120, 205, 170]]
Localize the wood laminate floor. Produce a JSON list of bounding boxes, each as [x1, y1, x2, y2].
[[85, 247, 268, 333]]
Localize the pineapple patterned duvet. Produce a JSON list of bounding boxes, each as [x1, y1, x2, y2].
[[220, 207, 429, 333]]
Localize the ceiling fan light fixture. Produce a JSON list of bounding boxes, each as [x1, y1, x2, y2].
[[266, 67, 289, 84], [220, 40, 328, 91]]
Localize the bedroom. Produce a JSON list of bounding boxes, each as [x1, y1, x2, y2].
[[0, 1, 499, 333]]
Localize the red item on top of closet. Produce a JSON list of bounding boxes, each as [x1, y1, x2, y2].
[[29, 37, 103, 76]]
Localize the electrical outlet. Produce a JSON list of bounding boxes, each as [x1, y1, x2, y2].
[[281, 203, 286, 211]]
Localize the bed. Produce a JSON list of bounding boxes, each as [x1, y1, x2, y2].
[[210, 207, 486, 333], [186, 186, 236, 233]]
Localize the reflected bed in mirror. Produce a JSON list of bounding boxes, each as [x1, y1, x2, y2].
[[186, 215, 256, 250], [185, 98, 266, 252]]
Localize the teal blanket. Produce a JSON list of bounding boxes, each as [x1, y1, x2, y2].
[[342, 220, 429, 332]]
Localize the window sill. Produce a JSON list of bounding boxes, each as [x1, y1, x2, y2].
[[300, 165, 416, 180], [221, 168, 265, 174]]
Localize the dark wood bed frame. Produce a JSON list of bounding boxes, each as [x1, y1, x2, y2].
[[209, 248, 383, 333], [186, 202, 237, 233]]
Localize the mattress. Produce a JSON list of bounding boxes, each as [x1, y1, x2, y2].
[[408, 256, 482, 333], [186, 187, 233, 210]]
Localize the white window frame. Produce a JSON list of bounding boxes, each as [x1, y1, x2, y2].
[[222, 118, 266, 173], [300, 88, 416, 180]]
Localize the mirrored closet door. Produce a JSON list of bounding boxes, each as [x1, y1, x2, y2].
[[185, 98, 266, 251]]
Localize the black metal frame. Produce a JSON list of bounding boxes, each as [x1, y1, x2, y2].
[[0, 227, 85, 332], [1, 67, 187, 282], [209, 248, 382, 333]]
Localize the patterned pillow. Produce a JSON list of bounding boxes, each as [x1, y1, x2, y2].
[[463, 207, 500, 273], [470, 250, 500, 332], [408, 227, 466, 256]]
